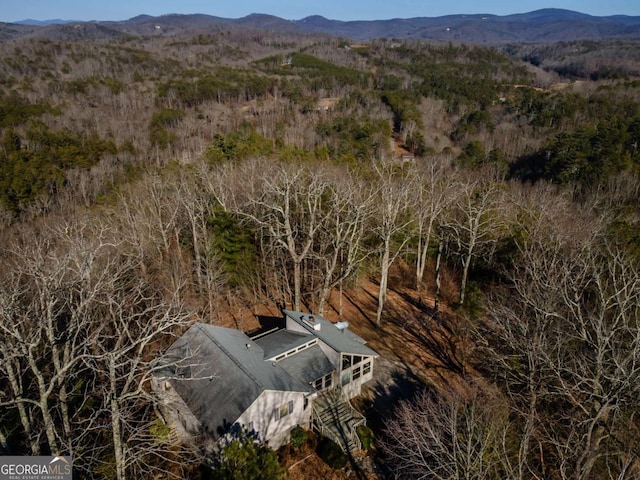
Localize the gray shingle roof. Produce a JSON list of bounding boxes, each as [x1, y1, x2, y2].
[[283, 310, 378, 357], [253, 329, 313, 359], [278, 345, 335, 386], [163, 323, 310, 440]]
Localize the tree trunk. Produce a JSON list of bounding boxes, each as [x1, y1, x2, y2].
[[376, 244, 391, 327], [415, 221, 434, 289], [28, 353, 58, 454], [416, 235, 425, 290], [0, 429, 8, 453], [40, 397, 58, 455], [110, 358, 126, 480], [17, 398, 38, 455], [459, 240, 475, 305], [47, 319, 73, 455], [191, 213, 203, 292], [435, 238, 443, 313], [58, 384, 73, 455], [293, 259, 302, 312], [318, 248, 340, 316], [111, 396, 126, 480], [2, 351, 39, 454]]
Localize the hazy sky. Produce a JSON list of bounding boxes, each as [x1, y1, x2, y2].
[[2, 0, 640, 23]]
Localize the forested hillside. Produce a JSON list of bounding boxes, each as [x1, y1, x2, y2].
[[0, 22, 639, 479]]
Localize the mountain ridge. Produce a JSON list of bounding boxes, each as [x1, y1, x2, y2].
[[14, 18, 79, 25], [6, 9, 640, 42]]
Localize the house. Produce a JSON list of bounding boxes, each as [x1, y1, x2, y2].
[[155, 310, 378, 452]]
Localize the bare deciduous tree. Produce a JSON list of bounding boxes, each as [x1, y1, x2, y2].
[[235, 161, 333, 311], [371, 161, 415, 326], [0, 221, 112, 456], [477, 200, 640, 480], [0, 210, 203, 478], [314, 168, 373, 315], [84, 278, 198, 480], [443, 174, 505, 305], [412, 158, 454, 290], [382, 384, 509, 480]]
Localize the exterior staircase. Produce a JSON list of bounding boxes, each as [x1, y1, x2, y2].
[[312, 387, 365, 454]]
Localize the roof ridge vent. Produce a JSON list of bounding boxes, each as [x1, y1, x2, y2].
[[302, 314, 321, 331]]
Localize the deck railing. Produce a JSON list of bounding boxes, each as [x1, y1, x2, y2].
[[312, 387, 365, 453]]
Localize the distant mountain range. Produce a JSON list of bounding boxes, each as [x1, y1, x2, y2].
[[4, 9, 640, 43], [15, 19, 80, 26]]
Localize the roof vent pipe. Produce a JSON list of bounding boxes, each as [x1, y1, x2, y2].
[[335, 321, 349, 333]]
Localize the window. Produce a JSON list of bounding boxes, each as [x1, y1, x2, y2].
[[363, 360, 371, 375], [342, 354, 352, 370], [353, 355, 363, 365], [277, 400, 294, 420], [341, 370, 350, 386], [352, 366, 361, 380], [313, 373, 333, 391]]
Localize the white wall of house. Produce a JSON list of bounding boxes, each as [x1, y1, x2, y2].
[[236, 389, 312, 449], [285, 316, 309, 336], [318, 340, 340, 368]]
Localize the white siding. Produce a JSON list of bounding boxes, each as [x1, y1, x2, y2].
[[318, 340, 340, 368], [236, 390, 312, 449], [286, 316, 308, 335]]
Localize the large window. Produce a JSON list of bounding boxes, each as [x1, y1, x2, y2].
[[341, 355, 372, 384]]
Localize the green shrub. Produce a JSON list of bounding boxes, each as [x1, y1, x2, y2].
[[214, 437, 283, 480], [356, 425, 374, 450], [317, 437, 347, 470], [149, 419, 170, 442], [289, 426, 307, 450]]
